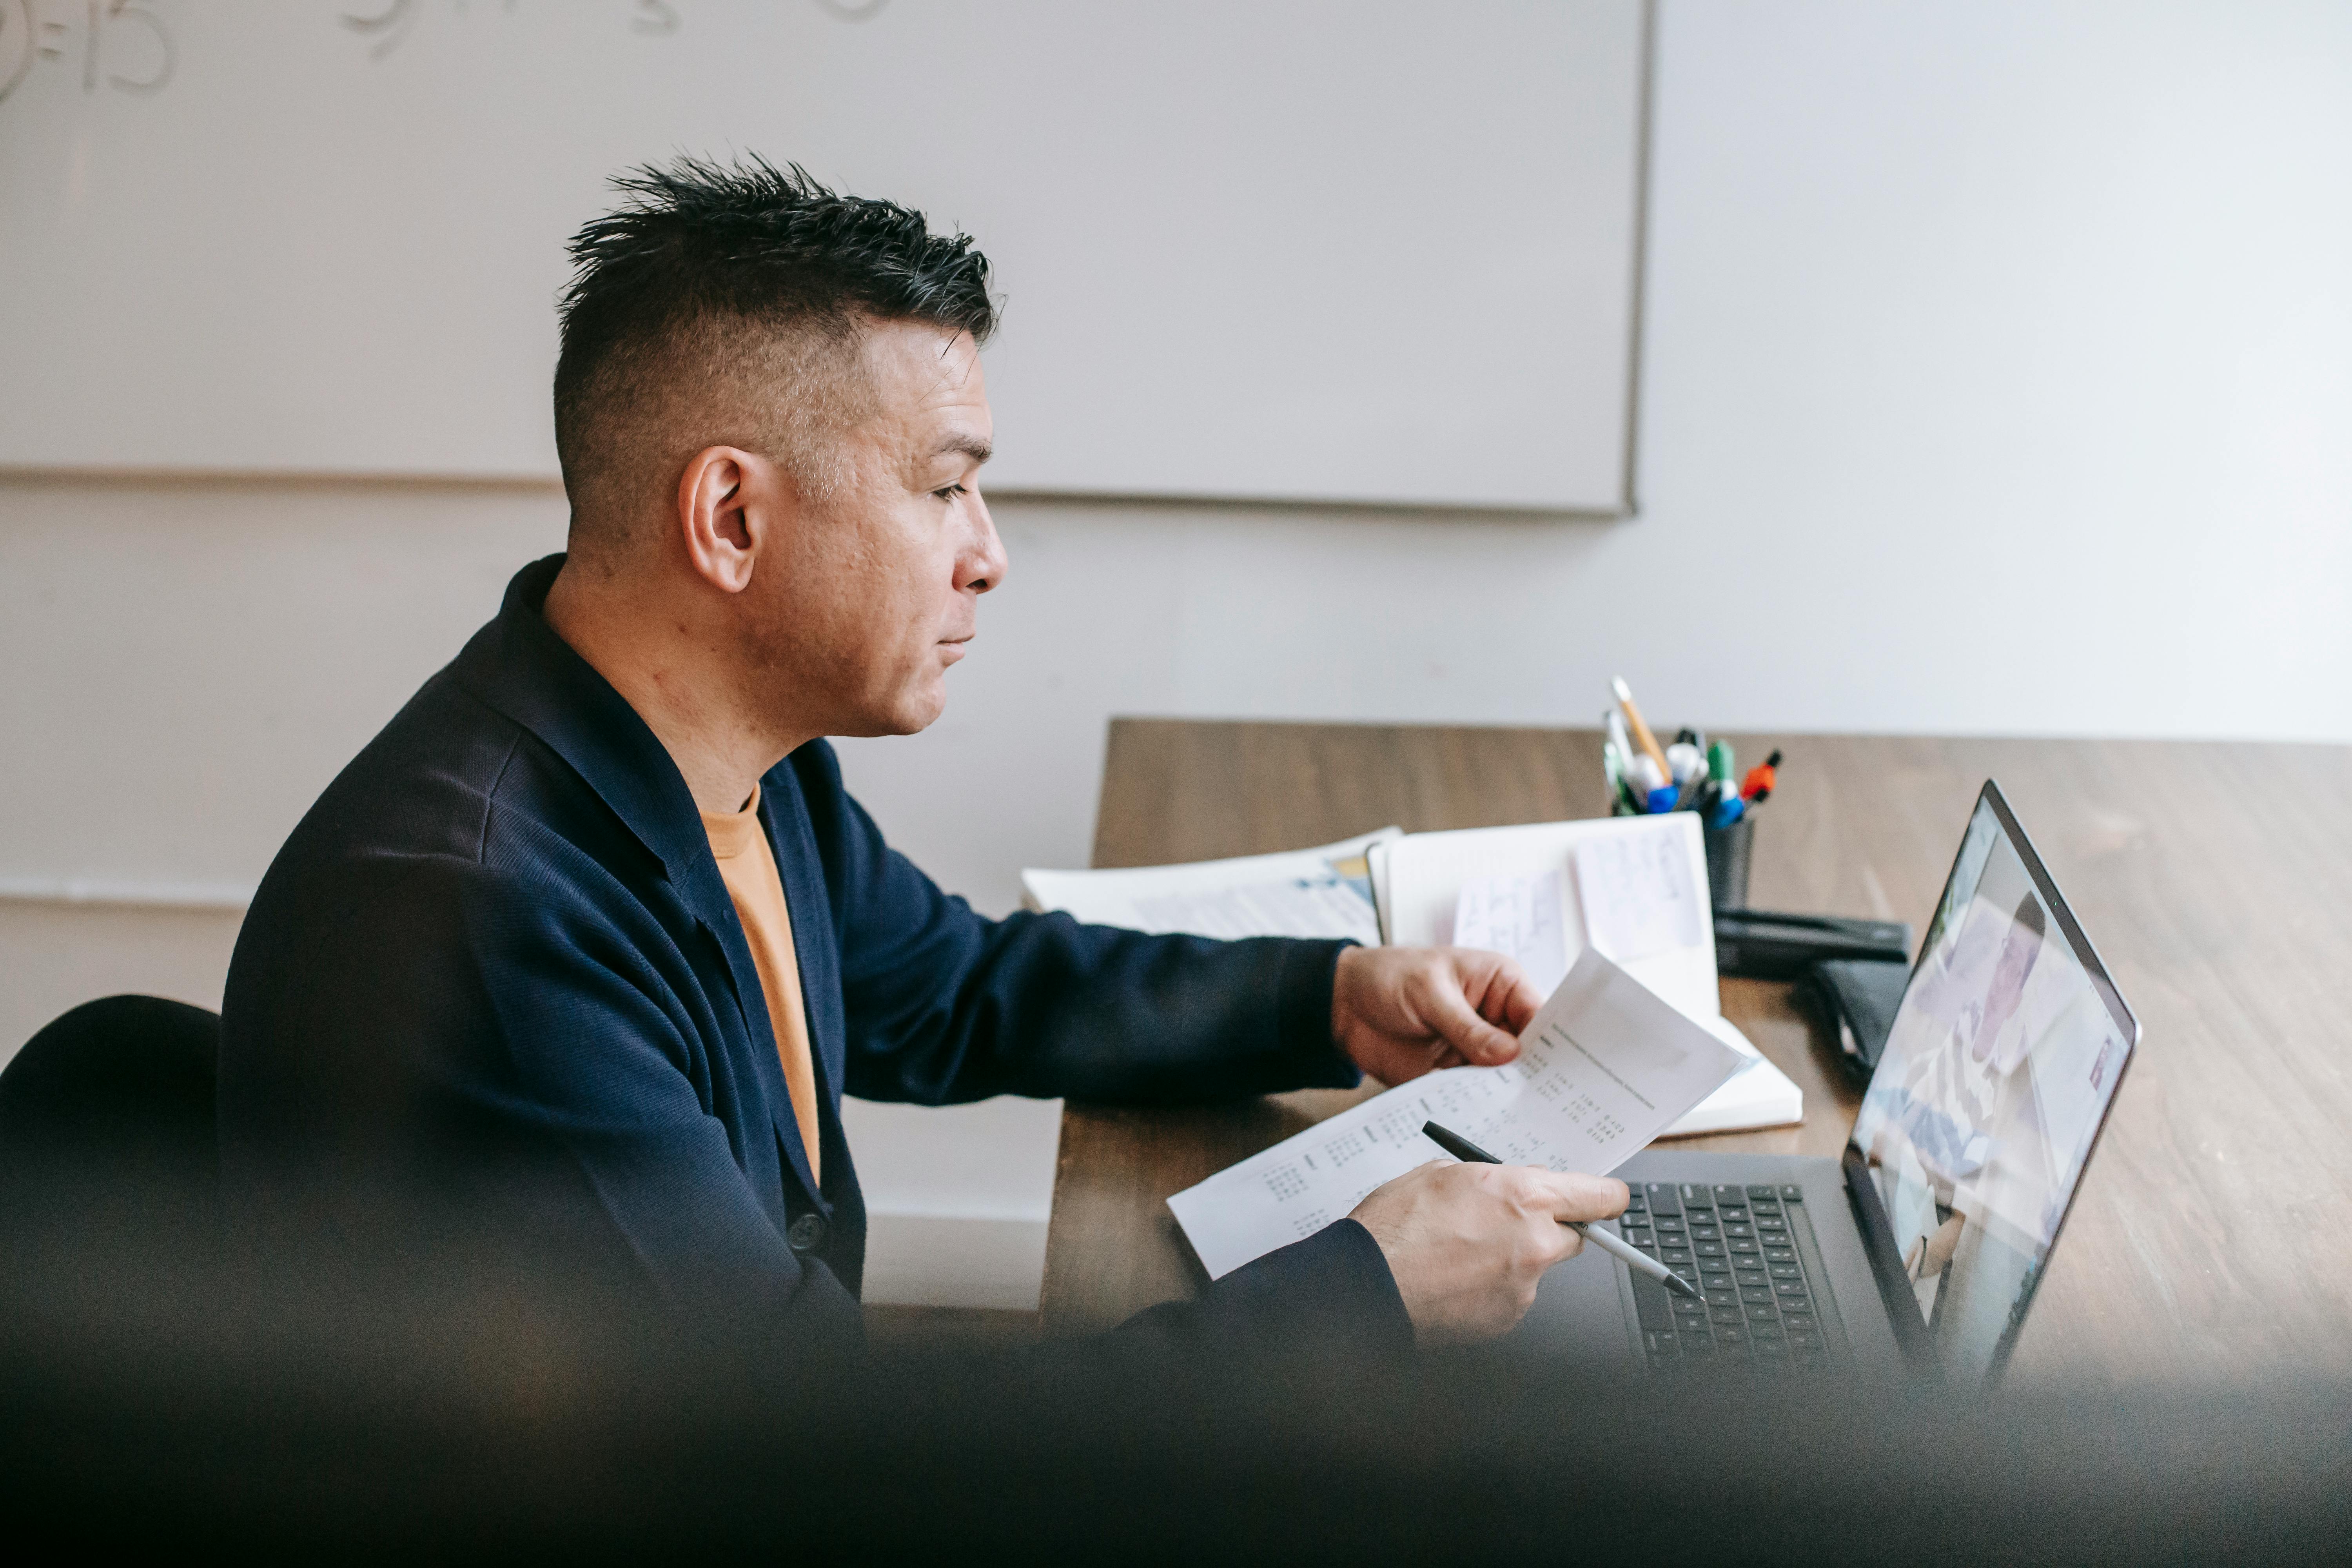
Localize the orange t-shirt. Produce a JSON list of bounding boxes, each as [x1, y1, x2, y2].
[[701, 786, 821, 1185]]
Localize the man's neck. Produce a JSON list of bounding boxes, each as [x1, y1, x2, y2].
[[541, 559, 804, 817]]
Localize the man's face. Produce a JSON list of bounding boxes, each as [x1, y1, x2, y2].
[[752, 320, 1003, 737], [1974, 920, 2042, 1060]]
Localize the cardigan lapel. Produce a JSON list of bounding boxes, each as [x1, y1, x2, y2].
[[453, 554, 826, 1209]]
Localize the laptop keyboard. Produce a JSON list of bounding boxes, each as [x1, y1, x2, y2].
[[1617, 1182, 1834, 1376]]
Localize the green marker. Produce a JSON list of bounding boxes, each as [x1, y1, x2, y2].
[[1708, 740, 1735, 784]]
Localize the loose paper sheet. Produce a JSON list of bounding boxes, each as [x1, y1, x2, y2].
[[1574, 825, 1705, 964], [1126, 874, 1377, 941], [1451, 867, 1572, 997], [1021, 829, 1395, 946], [1167, 947, 1748, 1279]]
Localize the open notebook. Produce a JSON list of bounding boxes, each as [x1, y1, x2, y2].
[[1023, 816, 1800, 1137]]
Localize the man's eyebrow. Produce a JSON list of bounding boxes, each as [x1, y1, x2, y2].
[[934, 434, 993, 465]]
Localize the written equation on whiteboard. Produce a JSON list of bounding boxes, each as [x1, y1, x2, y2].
[[0, 0, 891, 107], [0, 0, 173, 104]]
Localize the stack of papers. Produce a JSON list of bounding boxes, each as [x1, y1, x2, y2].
[[1367, 813, 1800, 1136], [1022, 813, 1800, 1137]]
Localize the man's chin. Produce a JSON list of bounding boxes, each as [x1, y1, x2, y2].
[[840, 687, 947, 740]]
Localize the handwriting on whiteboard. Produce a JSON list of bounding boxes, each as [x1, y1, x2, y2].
[[0, 0, 893, 107], [339, 0, 888, 62], [0, 0, 173, 105]]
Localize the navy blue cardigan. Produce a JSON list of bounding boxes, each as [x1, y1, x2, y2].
[[219, 556, 1406, 1354]]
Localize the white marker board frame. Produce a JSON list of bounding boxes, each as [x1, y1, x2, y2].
[[0, 0, 1651, 512]]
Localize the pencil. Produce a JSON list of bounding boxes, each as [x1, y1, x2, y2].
[[1611, 677, 1674, 792]]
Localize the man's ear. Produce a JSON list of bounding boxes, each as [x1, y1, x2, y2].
[[675, 445, 775, 595]]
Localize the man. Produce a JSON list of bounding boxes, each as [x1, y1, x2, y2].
[[1861, 889, 2046, 1319], [220, 157, 1625, 1353]]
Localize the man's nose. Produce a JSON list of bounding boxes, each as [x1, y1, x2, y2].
[[960, 495, 1008, 595]]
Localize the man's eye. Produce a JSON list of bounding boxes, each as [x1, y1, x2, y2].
[[933, 483, 969, 501]]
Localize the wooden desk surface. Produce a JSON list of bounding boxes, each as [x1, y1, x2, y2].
[[1041, 721, 2352, 1383]]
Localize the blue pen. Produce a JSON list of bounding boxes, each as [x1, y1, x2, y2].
[[1708, 794, 1746, 829]]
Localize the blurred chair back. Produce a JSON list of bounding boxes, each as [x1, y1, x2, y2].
[[0, 995, 223, 1251]]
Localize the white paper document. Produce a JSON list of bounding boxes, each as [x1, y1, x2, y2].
[[1166, 947, 1748, 1280], [1574, 827, 1705, 963], [1383, 813, 1800, 1137], [1123, 875, 1376, 940], [1451, 868, 1572, 997], [1021, 829, 1396, 945]]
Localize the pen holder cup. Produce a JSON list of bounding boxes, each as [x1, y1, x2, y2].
[[1702, 814, 1754, 911]]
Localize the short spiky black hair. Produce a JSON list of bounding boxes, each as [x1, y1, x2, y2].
[[551, 156, 995, 539]]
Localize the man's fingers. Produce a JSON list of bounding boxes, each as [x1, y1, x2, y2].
[[1425, 965, 1524, 1065], [1472, 955, 1545, 1033]]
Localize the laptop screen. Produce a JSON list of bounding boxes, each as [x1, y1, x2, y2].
[[1849, 786, 2138, 1381]]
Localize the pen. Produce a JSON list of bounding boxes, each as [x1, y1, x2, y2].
[[1611, 677, 1674, 791], [1420, 1120, 1703, 1300]]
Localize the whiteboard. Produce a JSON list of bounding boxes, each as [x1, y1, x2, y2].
[[0, 0, 1648, 511]]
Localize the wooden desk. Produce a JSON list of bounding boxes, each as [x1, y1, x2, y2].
[[1041, 720, 2352, 1383]]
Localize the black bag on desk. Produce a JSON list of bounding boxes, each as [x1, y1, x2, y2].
[[1792, 958, 1913, 1082]]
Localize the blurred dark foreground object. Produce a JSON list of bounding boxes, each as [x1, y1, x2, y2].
[[4, 997, 2346, 1563], [3, 1241, 2349, 1564]]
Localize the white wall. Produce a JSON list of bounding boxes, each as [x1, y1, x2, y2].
[[5, 1, 2348, 1308]]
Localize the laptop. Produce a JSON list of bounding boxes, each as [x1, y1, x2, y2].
[[1522, 781, 2141, 1384]]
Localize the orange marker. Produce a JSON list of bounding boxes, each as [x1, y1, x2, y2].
[[1740, 750, 1783, 802]]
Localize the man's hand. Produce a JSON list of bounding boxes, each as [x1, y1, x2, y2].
[[1330, 945, 1542, 1087], [1350, 1161, 1630, 1344]]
